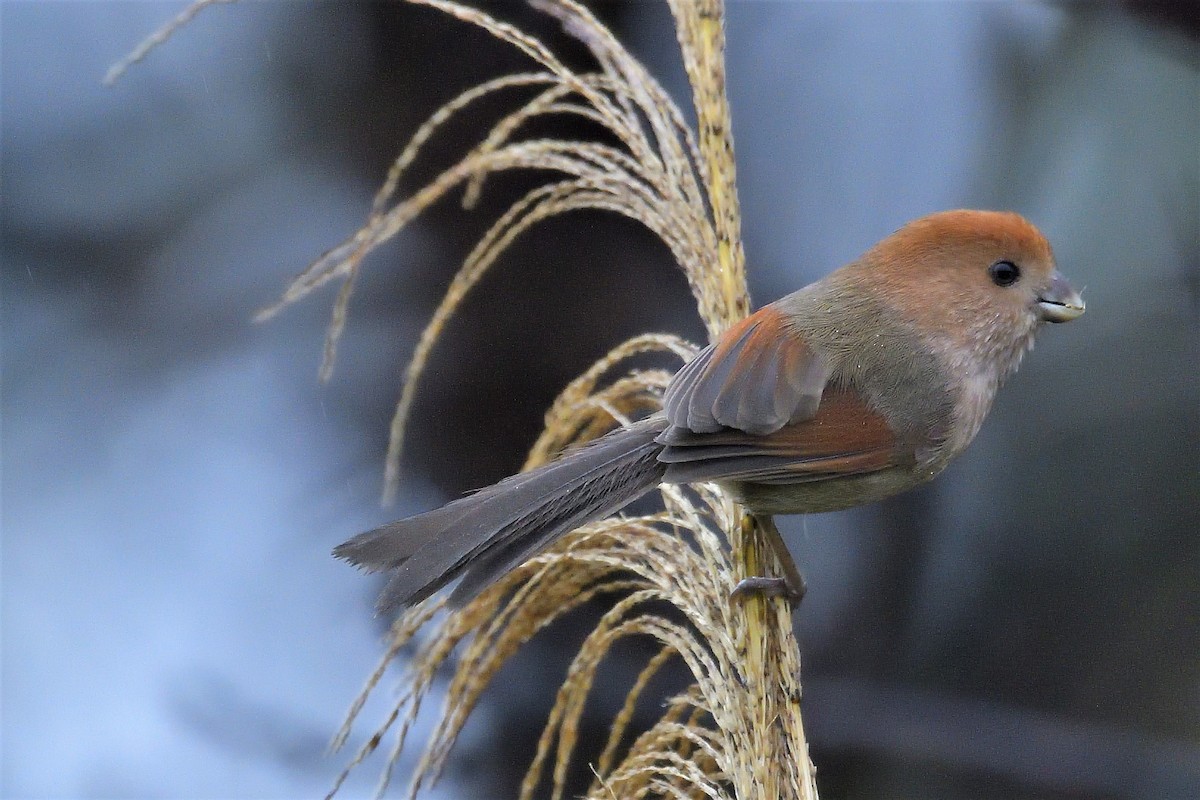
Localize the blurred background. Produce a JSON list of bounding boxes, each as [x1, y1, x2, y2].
[[2, 1, 1197, 798]]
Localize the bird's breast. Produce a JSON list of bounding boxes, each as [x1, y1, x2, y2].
[[725, 466, 930, 515]]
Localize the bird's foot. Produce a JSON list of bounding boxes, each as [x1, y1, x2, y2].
[[730, 573, 806, 604], [730, 513, 807, 606]]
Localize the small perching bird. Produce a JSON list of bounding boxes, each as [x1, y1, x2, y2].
[[335, 209, 1085, 614]]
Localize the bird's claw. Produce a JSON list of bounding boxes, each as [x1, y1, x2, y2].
[[731, 575, 806, 604]]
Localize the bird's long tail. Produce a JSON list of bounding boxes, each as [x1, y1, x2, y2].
[[333, 417, 669, 614]]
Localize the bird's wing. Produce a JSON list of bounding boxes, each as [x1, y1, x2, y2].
[[659, 304, 900, 484], [663, 304, 831, 435], [657, 387, 901, 484]]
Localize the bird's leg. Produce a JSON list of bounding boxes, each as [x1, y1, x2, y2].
[[731, 514, 807, 604]]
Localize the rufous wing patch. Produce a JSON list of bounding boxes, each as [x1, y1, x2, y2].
[[658, 386, 899, 485], [662, 304, 829, 436]]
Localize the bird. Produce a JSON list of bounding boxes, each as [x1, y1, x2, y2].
[[334, 210, 1085, 615]]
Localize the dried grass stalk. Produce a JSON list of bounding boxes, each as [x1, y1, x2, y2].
[[114, 1, 819, 797]]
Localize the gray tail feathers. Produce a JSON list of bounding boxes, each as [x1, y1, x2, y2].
[[333, 417, 669, 615]]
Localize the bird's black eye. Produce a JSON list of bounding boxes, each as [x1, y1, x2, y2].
[[989, 260, 1020, 287]]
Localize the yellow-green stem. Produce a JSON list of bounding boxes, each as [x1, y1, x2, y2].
[[667, 2, 819, 798]]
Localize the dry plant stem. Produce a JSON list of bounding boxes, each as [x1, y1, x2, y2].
[[668, 1, 818, 797], [102, 0, 235, 85], [666, 0, 749, 329]]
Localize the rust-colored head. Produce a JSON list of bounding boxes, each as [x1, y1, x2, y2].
[[853, 210, 1084, 373]]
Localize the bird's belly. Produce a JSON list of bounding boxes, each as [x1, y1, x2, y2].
[[722, 466, 935, 515]]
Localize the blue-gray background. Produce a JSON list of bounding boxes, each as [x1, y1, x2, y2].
[[3, 2, 1197, 798]]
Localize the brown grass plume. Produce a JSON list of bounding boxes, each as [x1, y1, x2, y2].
[[115, 2, 820, 798]]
